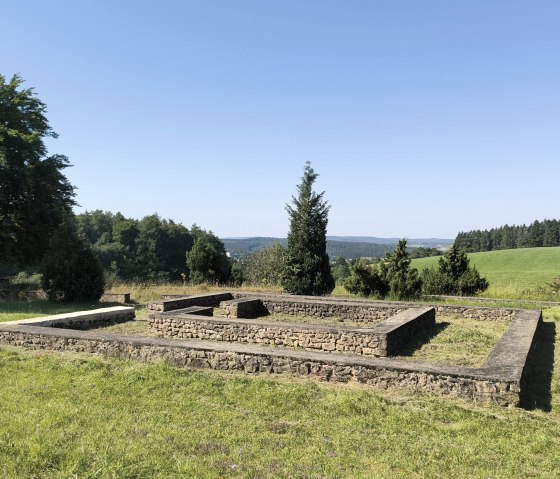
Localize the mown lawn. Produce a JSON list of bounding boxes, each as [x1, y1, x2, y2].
[[0, 301, 559, 478]]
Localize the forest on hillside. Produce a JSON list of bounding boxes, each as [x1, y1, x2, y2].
[[455, 219, 560, 253], [222, 237, 395, 260]]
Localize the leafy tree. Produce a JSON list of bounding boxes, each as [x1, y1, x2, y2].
[[331, 256, 351, 284], [229, 260, 244, 286], [76, 211, 193, 282], [0, 74, 75, 266], [186, 230, 231, 284], [282, 162, 334, 295], [40, 217, 105, 303], [243, 243, 286, 286], [379, 239, 422, 300], [421, 245, 488, 296]]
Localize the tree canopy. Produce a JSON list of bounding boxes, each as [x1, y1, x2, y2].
[[40, 215, 105, 303], [186, 228, 231, 284], [0, 74, 75, 266], [282, 162, 334, 295], [76, 211, 195, 282]]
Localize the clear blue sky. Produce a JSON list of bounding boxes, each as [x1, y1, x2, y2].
[[2, 1, 559, 238]]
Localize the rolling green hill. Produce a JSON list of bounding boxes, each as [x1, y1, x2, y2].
[[411, 247, 560, 290]]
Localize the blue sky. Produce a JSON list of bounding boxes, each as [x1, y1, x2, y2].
[[2, 1, 559, 238]]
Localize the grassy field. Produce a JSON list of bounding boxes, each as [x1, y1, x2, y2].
[[1, 300, 559, 477], [411, 247, 560, 299]]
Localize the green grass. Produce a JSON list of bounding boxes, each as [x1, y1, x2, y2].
[[1, 301, 560, 476], [0, 308, 558, 478], [394, 316, 509, 367], [411, 247, 560, 299]]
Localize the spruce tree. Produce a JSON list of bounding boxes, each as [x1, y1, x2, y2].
[[282, 162, 334, 295]]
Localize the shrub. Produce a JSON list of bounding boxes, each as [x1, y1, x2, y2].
[[379, 239, 423, 300], [344, 259, 389, 298], [421, 245, 489, 296], [40, 218, 105, 303]]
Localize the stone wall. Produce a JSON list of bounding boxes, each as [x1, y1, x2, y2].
[[0, 323, 521, 406], [218, 298, 268, 319], [100, 293, 131, 304], [148, 293, 233, 314], [148, 307, 435, 357], [155, 292, 518, 322], [374, 307, 435, 356], [230, 293, 518, 322]]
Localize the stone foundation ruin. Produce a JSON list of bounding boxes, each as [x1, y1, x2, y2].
[[0, 293, 542, 407]]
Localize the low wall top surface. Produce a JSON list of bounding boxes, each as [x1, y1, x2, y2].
[[482, 309, 542, 380], [0, 322, 489, 380], [149, 293, 233, 312], [372, 307, 434, 334], [8, 306, 135, 327]]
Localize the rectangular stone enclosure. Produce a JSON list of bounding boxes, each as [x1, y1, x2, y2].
[[148, 303, 435, 357], [0, 293, 543, 407]]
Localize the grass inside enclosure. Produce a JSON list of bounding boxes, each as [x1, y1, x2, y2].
[[93, 319, 155, 336], [240, 312, 364, 327], [394, 316, 509, 367], [91, 314, 506, 368]]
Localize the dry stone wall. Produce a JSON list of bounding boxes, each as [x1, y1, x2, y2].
[[148, 307, 435, 357], [0, 323, 522, 406], [218, 298, 267, 319], [230, 293, 518, 322], [149, 293, 233, 313]]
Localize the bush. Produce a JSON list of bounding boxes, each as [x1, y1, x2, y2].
[[379, 239, 423, 300], [344, 259, 389, 298], [40, 219, 105, 303], [420, 267, 454, 295], [421, 245, 488, 296], [344, 240, 422, 300]]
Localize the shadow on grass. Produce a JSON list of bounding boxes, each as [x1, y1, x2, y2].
[[520, 321, 555, 412], [395, 322, 450, 357]]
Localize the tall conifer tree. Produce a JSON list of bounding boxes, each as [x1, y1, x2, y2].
[[282, 162, 334, 295]]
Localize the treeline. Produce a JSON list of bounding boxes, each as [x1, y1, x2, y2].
[[455, 219, 560, 253], [77, 210, 229, 283]]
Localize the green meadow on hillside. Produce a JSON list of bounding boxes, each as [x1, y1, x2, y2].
[[411, 247, 560, 297]]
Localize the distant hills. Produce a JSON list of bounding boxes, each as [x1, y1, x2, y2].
[[221, 236, 453, 260], [326, 236, 453, 248]]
